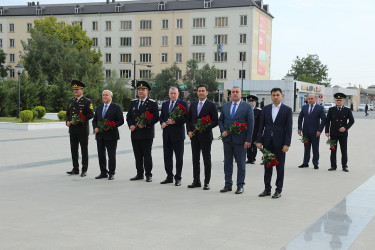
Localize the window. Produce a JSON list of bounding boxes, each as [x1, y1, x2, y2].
[[239, 70, 245, 79], [204, 0, 212, 8], [239, 52, 246, 62], [176, 19, 183, 29], [240, 15, 248, 26], [36, 7, 42, 15], [193, 18, 205, 28], [140, 20, 152, 30], [121, 21, 132, 30], [115, 3, 122, 13], [27, 23, 32, 32], [176, 36, 182, 46], [9, 23, 15, 32], [72, 21, 82, 29], [92, 21, 98, 31], [120, 53, 132, 63], [0, 24, 2, 32], [140, 37, 152, 47], [105, 37, 111, 47], [214, 52, 227, 62], [75, 5, 80, 14], [140, 70, 151, 79], [0, 39, 2, 48], [217, 70, 227, 79], [214, 35, 228, 44], [9, 39, 15, 48], [0, 8, 3, 16], [162, 19, 169, 29], [9, 69, 15, 78], [139, 53, 152, 63], [105, 53, 111, 63], [192, 35, 205, 45], [106, 21, 111, 31], [105, 70, 111, 78], [175, 53, 182, 63], [161, 36, 168, 46], [240, 34, 247, 44], [120, 69, 131, 79], [192, 53, 205, 62], [215, 17, 228, 27], [9, 54, 15, 63], [161, 53, 168, 63], [120, 37, 132, 47], [158, 1, 166, 11], [176, 70, 182, 80], [92, 38, 98, 47]]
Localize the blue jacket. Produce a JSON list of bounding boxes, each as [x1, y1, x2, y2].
[[298, 104, 326, 135]]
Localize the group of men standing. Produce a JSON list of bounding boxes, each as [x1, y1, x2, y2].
[[65, 79, 354, 199]]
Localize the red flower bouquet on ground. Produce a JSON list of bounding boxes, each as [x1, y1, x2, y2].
[[72, 112, 85, 124], [97, 119, 115, 133], [193, 115, 212, 134], [299, 134, 309, 145], [169, 104, 187, 120], [136, 111, 153, 126], [219, 122, 248, 140], [326, 138, 337, 151]]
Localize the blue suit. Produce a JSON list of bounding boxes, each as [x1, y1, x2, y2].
[[257, 103, 293, 193], [298, 104, 326, 166], [219, 101, 254, 188]]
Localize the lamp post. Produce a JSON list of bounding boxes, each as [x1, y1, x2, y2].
[[241, 59, 245, 100], [15, 63, 23, 118], [132, 60, 152, 98]]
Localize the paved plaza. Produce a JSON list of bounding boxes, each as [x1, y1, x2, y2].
[[1, 112, 375, 250]]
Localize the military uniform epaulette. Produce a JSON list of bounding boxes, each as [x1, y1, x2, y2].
[[255, 107, 261, 110], [131, 99, 138, 101], [148, 99, 156, 102]]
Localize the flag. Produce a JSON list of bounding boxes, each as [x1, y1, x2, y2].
[[217, 44, 223, 57]]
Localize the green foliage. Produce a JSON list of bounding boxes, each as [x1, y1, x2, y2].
[[33, 106, 46, 118], [151, 64, 181, 101], [19, 110, 34, 123], [57, 110, 67, 121], [103, 71, 131, 111], [31, 109, 38, 121], [0, 79, 18, 116], [287, 54, 331, 86], [0, 49, 11, 78]]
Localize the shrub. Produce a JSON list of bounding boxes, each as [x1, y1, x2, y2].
[[33, 106, 46, 119], [19, 110, 34, 123], [31, 109, 38, 121], [57, 111, 66, 121]]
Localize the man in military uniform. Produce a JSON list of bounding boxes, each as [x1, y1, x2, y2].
[[126, 81, 159, 182], [66, 80, 94, 177], [246, 95, 262, 164], [325, 93, 355, 172]]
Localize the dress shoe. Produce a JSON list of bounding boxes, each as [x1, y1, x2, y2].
[[146, 176, 152, 182], [342, 168, 349, 172], [298, 164, 309, 168], [220, 186, 232, 193], [160, 179, 173, 184], [328, 167, 337, 171], [175, 180, 181, 186], [258, 190, 271, 197], [203, 184, 210, 190], [80, 172, 87, 177], [95, 174, 108, 179], [108, 174, 114, 180], [272, 192, 282, 199], [235, 187, 244, 194], [187, 182, 202, 188], [314, 165, 319, 169], [130, 175, 144, 181], [66, 170, 79, 175]]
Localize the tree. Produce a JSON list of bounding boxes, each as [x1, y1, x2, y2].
[[0, 49, 11, 78], [287, 54, 331, 86], [151, 64, 181, 100]]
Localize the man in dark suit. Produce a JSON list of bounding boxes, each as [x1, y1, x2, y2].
[[325, 93, 354, 172], [126, 81, 159, 182], [65, 80, 94, 177], [298, 94, 326, 170], [186, 84, 218, 190], [246, 95, 262, 164], [160, 87, 189, 186], [218, 87, 254, 194], [256, 88, 293, 199], [92, 90, 124, 180]]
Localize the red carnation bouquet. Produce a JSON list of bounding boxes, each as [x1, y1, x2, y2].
[[255, 143, 279, 168], [326, 138, 337, 151], [193, 115, 212, 134], [299, 134, 309, 145], [72, 112, 85, 124], [169, 104, 187, 120], [137, 111, 154, 126], [97, 119, 115, 133], [219, 122, 248, 140]]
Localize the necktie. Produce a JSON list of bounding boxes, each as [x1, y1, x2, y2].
[[102, 104, 108, 119], [309, 105, 313, 115], [138, 100, 143, 109], [338, 107, 341, 111], [197, 102, 203, 115], [231, 102, 237, 119], [169, 101, 174, 111]]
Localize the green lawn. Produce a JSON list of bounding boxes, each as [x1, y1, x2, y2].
[[0, 117, 63, 123]]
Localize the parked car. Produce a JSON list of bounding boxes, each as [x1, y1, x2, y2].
[[358, 104, 374, 111], [323, 103, 335, 113]]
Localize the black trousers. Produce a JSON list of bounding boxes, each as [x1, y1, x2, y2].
[[191, 139, 212, 185], [163, 139, 184, 181], [70, 133, 89, 172], [247, 142, 258, 162], [97, 139, 118, 175], [263, 142, 286, 193], [131, 138, 153, 177], [330, 135, 348, 168]]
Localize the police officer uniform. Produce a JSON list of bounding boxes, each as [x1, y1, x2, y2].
[[66, 80, 94, 176], [325, 93, 354, 172], [126, 81, 159, 182], [246, 95, 262, 164]]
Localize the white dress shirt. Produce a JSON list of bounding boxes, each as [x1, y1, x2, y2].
[[272, 103, 281, 122], [230, 100, 241, 116], [197, 98, 207, 113]]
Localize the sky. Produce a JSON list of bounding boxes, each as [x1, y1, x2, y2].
[[3, 0, 375, 88]]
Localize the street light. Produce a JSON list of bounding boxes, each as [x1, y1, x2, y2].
[[15, 63, 23, 118], [132, 60, 152, 98]]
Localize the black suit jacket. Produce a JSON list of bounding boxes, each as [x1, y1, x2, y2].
[[186, 99, 218, 143], [325, 106, 354, 137], [160, 99, 188, 143], [92, 102, 124, 140]]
